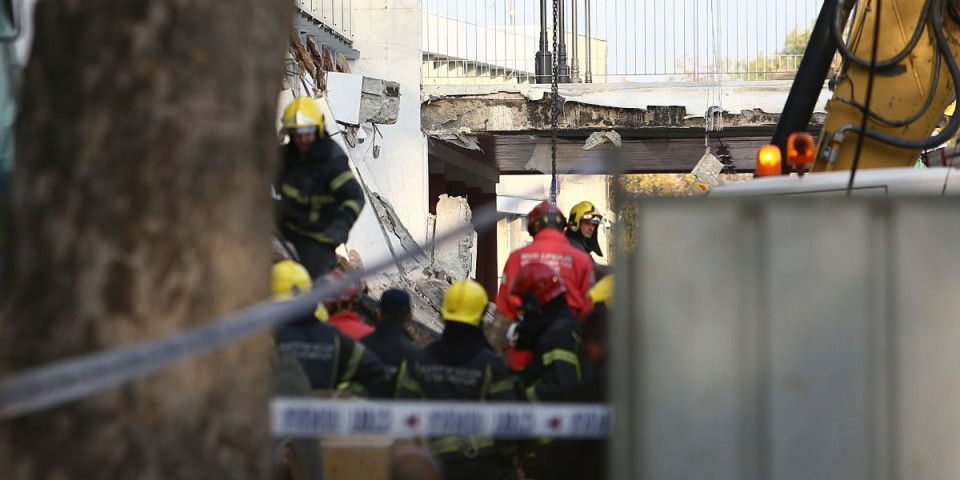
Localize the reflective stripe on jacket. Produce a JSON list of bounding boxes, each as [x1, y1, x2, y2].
[[520, 311, 584, 403], [275, 315, 388, 396], [276, 136, 365, 244]]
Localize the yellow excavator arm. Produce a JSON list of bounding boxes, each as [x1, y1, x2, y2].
[[814, 0, 960, 171]]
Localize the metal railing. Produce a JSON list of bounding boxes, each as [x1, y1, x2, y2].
[[297, 0, 353, 42], [422, 0, 825, 84]]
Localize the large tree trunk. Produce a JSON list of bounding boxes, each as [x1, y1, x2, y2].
[[0, 1, 290, 478]]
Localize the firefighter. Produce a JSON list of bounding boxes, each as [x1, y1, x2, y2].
[[508, 262, 585, 480], [276, 96, 366, 278], [510, 262, 584, 402], [406, 279, 517, 480], [565, 201, 608, 278], [272, 260, 388, 396], [579, 274, 611, 402], [572, 275, 613, 480], [361, 288, 424, 397], [496, 201, 593, 371], [320, 269, 374, 340]]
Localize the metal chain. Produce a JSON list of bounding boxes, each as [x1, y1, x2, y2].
[[549, 0, 560, 202]]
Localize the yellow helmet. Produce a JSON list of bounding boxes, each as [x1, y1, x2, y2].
[[441, 279, 488, 327], [272, 260, 312, 300], [568, 201, 603, 231], [587, 275, 613, 309], [281, 96, 324, 134]]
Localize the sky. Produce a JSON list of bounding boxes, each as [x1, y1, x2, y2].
[[423, 0, 826, 80], [11, 0, 827, 80]]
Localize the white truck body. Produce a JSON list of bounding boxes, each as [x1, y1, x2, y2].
[[611, 195, 960, 480], [707, 167, 960, 197]]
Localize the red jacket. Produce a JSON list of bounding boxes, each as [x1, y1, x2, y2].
[[496, 228, 595, 321], [328, 310, 374, 340], [496, 229, 594, 370]]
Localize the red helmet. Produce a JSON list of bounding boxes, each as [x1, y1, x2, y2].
[[527, 201, 566, 237], [509, 262, 567, 306], [321, 270, 359, 307]]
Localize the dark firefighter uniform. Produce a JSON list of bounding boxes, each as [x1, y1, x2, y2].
[[566, 275, 613, 480], [402, 279, 517, 480], [277, 96, 366, 278], [361, 289, 424, 397], [509, 262, 585, 480], [272, 260, 388, 396], [275, 313, 387, 395], [516, 305, 583, 403]]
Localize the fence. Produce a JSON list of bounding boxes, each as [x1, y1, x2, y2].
[[422, 0, 824, 84], [297, 0, 354, 42]]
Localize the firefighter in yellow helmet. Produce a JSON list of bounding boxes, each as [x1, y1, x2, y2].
[[272, 259, 313, 300], [271, 260, 388, 395], [565, 201, 608, 278], [276, 97, 366, 278], [401, 279, 518, 480]]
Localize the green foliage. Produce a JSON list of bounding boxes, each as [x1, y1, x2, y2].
[[782, 27, 813, 56], [727, 24, 813, 80]]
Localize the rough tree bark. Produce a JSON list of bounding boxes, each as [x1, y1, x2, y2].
[[0, 0, 290, 478]]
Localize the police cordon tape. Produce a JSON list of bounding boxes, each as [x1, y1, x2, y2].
[[0, 201, 483, 420], [0, 295, 317, 420], [271, 398, 611, 439]]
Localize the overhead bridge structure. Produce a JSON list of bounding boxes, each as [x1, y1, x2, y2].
[[422, 81, 831, 179]]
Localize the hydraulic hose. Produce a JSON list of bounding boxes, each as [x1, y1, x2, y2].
[[836, 51, 941, 127], [834, 0, 960, 151], [833, 0, 932, 70]]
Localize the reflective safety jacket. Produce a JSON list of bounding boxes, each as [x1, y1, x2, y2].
[[518, 304, 584, 403], [361, 321, 424, 397], [402, 323, 517, 462], [276, 136, 365, 244], [275, 314, 388, 396], [496, 228, 594, 321]]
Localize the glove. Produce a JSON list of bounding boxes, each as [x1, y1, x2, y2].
[[514, 311, 548, 351], [321, 219, 351, 244], [506, 322, 520, 348]]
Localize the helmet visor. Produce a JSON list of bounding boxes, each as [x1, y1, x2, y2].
[[583, 212, 603, 225], [288, 126, 317, 135]]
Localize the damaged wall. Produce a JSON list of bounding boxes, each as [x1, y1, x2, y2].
[[344, 0, 429, 250], [279, 1, 442, 335]]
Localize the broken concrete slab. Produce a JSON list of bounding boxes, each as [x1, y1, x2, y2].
[[368, 191, 428, 269], [359, 77, 400, 125], [421, 81, 831, 115], [432, 195, 477, 281], [422, 95, 800, 136], [584, 130, 622, 150], [326, 73, 401, 126], [420, 81, 831, 138]]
